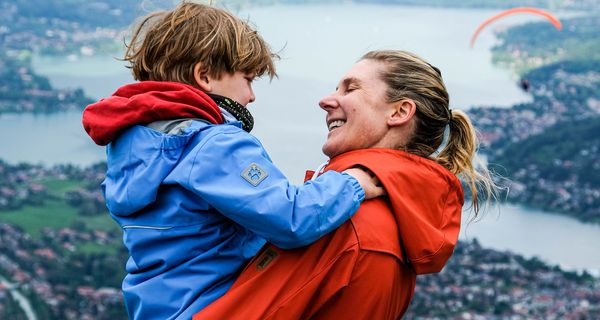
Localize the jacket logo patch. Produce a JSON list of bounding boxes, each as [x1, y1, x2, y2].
[[256, 248, 278, 270], [241, 163, 268, 186]]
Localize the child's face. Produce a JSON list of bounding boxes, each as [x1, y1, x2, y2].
[[209, 71, 256, 106]]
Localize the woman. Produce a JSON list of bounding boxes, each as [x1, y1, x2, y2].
[[194, 50, 497, 320]]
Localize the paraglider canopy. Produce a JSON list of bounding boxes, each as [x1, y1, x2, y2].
[[470, 7, 562, 48]]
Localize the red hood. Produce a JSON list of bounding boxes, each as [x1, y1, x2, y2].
[[325, 148, 464, 274], [82, 81, 223, 145]]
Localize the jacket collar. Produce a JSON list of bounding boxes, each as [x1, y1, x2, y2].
[[82, 81, 224, 146]]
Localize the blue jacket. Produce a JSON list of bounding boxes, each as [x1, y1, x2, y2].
[[102, 117, 364, 319]]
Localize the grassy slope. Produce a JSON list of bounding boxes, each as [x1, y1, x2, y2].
[[0, 178, 120, 254]]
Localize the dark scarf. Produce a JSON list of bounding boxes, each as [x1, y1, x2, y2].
[[208, 94, 254, 132]]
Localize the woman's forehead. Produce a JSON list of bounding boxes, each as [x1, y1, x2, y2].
[[340, 60, 386, 86]]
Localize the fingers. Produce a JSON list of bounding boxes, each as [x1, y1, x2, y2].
[[364, 185, 386, 200], [362, 175, 379, 200], [343, 167, 387, 200], [367, 172, 387, 199]]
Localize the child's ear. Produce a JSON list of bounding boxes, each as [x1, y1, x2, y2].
[[388, 99, 416, 127], [193, 62, 212, 92]]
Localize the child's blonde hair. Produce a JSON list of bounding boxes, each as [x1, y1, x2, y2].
[[124, 2, 277, 85]]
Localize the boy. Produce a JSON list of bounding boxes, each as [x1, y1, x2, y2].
[[82, 2, 381, 320]]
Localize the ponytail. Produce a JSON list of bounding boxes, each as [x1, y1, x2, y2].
[[436, 110, 497, 215], [361, 50, 499, 216]]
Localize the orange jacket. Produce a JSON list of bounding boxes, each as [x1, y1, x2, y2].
[[194, 149, 463, 319]]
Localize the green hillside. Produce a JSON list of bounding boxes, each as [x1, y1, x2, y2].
[[493, 16, 600, 75], [468, 11, 600, 223], [494, 117, 600, 222]]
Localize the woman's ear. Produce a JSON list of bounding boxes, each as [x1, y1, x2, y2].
[[193, 62, 212, 92], [388, 99, 416, 127]]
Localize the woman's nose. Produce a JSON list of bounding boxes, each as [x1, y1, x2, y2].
[[319, 93, 338, 111]]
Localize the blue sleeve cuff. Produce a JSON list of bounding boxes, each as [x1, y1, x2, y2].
[[341, 172, 365, 203]]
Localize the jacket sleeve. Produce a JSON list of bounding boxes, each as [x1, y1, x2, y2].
[[184, 127, 365, 249]]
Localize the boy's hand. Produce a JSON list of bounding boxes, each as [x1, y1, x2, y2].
[[343, 167, 386, 200]]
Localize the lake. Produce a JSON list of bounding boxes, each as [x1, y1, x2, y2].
[[2, 4, 598, 275]]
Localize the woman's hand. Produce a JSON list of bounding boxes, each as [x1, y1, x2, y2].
[[344, 167, 386, 200]]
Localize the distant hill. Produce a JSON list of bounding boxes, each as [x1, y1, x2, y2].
[[469, 13, 600, 223], [493, 16, 600, 75], [0, 51, 93, 113], [355, 0, 598, 10], [494, 117, 600, 222], [221, 0, 599, 10], [3, 0, 140, 28]]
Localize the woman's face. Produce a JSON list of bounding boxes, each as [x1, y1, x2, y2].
[[319, 59, 395, 158]]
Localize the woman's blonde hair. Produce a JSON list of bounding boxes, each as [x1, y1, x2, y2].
[[362, 50, 497, 215], [124, 1, 277, 85]]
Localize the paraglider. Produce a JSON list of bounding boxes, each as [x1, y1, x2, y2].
[[520, 79, 530, 92], [470, 7, 562, 48]]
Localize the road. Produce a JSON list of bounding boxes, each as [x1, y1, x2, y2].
[[0, 275, 37, 320]]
